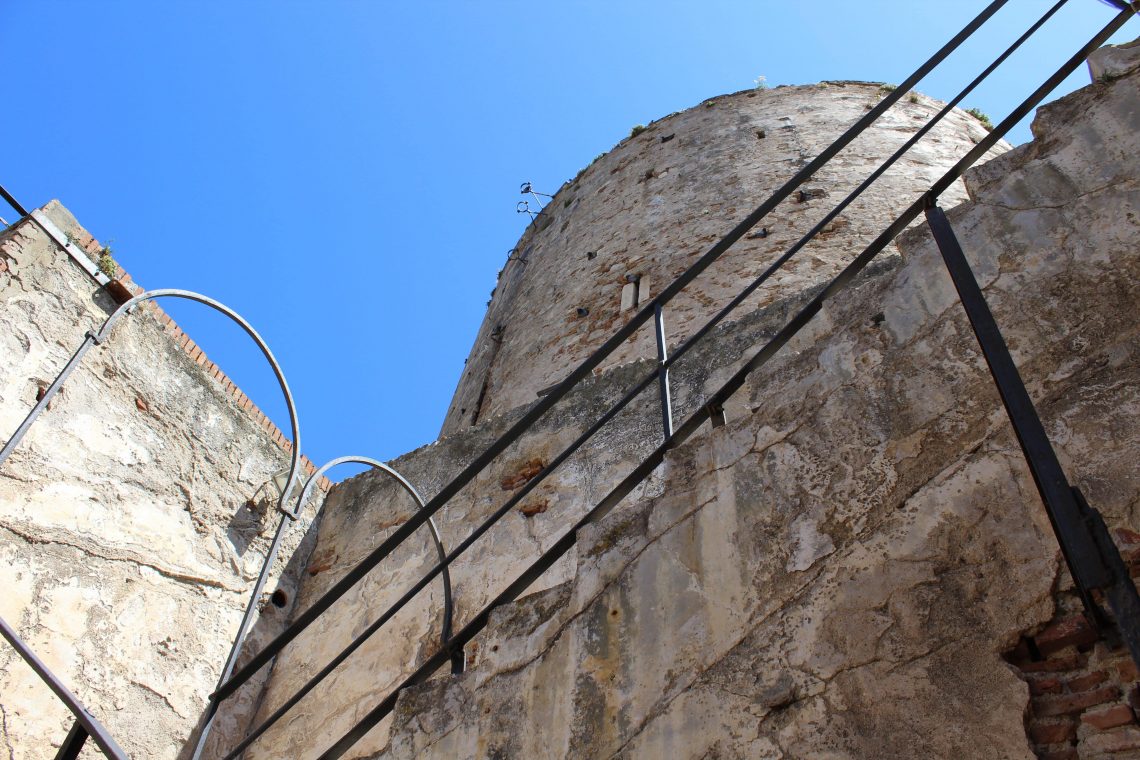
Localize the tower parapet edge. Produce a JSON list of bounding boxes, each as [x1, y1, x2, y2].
[[441, 82, 1007, 436]]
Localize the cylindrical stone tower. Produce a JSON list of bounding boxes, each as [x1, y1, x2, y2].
[[442, 82, 1005, 436]]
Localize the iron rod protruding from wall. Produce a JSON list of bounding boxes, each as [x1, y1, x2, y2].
[[654, 303, 674, 441], [924, 202, 1140, 667]]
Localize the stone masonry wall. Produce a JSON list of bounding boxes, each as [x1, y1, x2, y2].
[[246, 84, 1011, 758], [371, 62, 1140, 758], [0, 204, 326, 758], [242, 254, 909, 758], [442, 82, 1007, 435]]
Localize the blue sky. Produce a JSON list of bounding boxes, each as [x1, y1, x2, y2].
[[3, 2, 1136, 477]]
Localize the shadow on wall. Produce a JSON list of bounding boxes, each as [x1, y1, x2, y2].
[[181, 511, 324, 760]]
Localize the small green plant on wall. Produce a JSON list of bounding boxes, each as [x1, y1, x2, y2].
[[629, 124, 646, 138], [965, 107, 993, 131], [97, 244, 117, 278]]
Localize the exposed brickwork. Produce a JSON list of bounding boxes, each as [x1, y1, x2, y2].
[[1007, 542, 1140, 759], [61, 225, 332, 491]]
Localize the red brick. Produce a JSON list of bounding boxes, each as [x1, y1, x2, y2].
[[1036, 615, 1098, 656], [1081, 726, 1140, 753], [1129, 685, 1140, 711], [1082, 703, 1135, 730], [1022, 653, 1082, 673], [1036, 686, 1120, 717], [1068, 671, 1109, 693], [1113, 528, 1140, 565], [1029, 719, 1077, 745], [1031, 677, 1064, 696], [1119, 658, 1140, 681]]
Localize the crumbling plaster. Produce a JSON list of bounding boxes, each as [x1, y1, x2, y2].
[[0, 204, 325, 758], [367, 62, 1140, 759]]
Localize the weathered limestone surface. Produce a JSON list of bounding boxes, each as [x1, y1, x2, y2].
[[371, 66, 1140, 758], [0, 205, 323, 758], [250, 85, 1009, 759], [442, 83, 1007, 435], [246, 250, 909, 758]]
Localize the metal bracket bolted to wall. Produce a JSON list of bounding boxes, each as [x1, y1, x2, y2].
[[924, 201, 1140, 666]]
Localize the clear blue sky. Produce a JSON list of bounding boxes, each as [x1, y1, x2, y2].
[[3, 2, 1135, 478]]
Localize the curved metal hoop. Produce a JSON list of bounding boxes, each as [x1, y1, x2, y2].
[[293, 456, 457, 653], [210, 458, 462, 759], [0, 287, 306, 760], [95, 289, 303, 515]]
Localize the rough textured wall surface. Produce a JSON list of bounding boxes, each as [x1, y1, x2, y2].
[[248, 84, 1009, 758], [441, 82, 1007, 435], [368, 65, 1140, 758], [244, 253, 904, 758], [0, 204, 323, 758]]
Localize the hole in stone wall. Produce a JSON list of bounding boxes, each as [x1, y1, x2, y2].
[[747, 227, 769, 239], [756, 130, 766, 139], [660, 133, 675, 144], [271, 589, 289, 608], [586, 251, 597, 260], [576, 307, 590, 318]]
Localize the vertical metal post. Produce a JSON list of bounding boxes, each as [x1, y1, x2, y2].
[[925, 202, 1140, 665], [54, 721, 89, 760], [653, 303, 674, 441]]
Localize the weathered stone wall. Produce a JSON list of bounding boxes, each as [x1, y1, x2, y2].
[[370, 64, 1140, 758], [442, 83, 1007, 435], [247, 84, 1012, 759], [242, 253, 908, 758], [0, 204, 324, 758]]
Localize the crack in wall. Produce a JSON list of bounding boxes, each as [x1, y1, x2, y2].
[[0, 704, 15, 760], [0, 522, 243, 594]]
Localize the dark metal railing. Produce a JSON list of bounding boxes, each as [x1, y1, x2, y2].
[[1, 1, 1135, 757], [213, 456, 462, 760], [206, 3, 1140, 759], [0, 286, 307, 760], [0, 615, 127, 760]]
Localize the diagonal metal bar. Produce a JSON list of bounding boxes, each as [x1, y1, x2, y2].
[[674, 3, 1139, 451], [925, 204, 1108, 588], [216, 359, 663, 711], [0, 183, 29, 218], [215, 455, 463, 760], [926, 203, 1140, 666], [643, 0, 1073, 393], [0, 615, 127, 760], [314, 8, 1139, 755], [0, 333, 97, 468], [212, 0, 1012, 703]]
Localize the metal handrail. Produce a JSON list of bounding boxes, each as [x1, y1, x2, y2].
[[0, 182, 28, 221], [0, 615, 127, 759], [218, 455, 459, 760], [0, 287, 305, 760], [212, 0, 1017, 715], [0, 1, 1131, 757], [311, 9, 1137, 756], [211, 1, 1135, 754]]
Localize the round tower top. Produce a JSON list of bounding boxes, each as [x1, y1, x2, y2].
[[441, 82, 1005, 436]]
